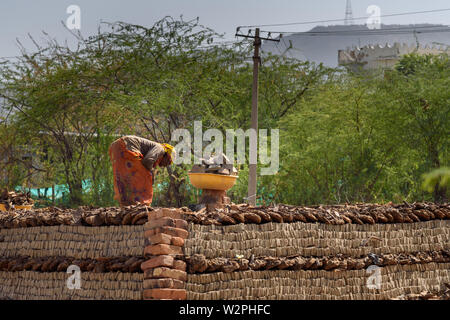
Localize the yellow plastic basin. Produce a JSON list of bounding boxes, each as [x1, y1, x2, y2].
[[188, 173, 238, 191]]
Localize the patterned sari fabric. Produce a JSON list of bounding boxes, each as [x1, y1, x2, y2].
[[109, 138, 158, 206]]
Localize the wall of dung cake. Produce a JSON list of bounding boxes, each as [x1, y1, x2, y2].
[[0, 225, 145, 258], [0, 271, 143, 300], [187, 263, 450, 300], [185, 220, 450, 300], [185, 220, 449, 258], [0, 225, 145, 300]]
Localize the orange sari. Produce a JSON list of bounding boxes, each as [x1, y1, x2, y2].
[[109, 138, 159, 206]]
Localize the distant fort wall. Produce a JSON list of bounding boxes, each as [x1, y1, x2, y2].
[[338, 42, 448, 70]]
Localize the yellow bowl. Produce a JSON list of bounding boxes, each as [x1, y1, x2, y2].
[[188, 173, 238, 191]]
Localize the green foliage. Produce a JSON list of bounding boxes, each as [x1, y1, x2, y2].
[[422, 167, 450, 197], [395, 53, 450, 75], [276, 75, 390, 204], [0, 18, 448, 207], [270, 53, 449, 204], [382, 53, 449, 201], [0, 30, 125, 206]]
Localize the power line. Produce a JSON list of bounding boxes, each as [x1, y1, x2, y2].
[[195, 38, 257, 50], [261, 25, 450, 36], [238, 8, 450, 29], [196, 40, 243, 49]]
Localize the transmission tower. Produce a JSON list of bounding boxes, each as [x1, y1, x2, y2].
[[344, 0, 354, 25]]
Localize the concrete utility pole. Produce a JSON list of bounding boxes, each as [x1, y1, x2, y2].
[[248, 28, 260, 206], [235, 28, 279, 206]]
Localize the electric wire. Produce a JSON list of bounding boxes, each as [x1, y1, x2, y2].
[[238, 8, 450, 29], [261, 25, 450, 35]]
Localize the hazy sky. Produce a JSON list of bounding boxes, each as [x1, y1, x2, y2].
[[0, 0, 449, 58]]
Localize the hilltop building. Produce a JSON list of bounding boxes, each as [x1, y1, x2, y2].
[[262, 24, 450, 68], [338, 42, 448, 71]]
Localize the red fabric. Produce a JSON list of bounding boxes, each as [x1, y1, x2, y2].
[[109, 138, 158, 206]]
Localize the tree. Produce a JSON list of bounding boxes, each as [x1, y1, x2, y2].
[[84, 17, 333, 206], [0, 36, 126, 205], [2, 18, 447, 207], [276, 73, 402, 205], [382, 53, 450, 202]]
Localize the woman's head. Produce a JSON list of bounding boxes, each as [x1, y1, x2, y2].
[[159, 152, 172, 167], [159, 143, 176, 167]]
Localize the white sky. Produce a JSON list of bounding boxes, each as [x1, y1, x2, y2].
[[0, 0, 449, 58]]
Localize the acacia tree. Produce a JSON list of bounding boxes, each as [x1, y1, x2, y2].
[[81, 17, 244, 206], [0, 37, 126, 205], [10, 17, 447, 207], [0, 17, 336, 207], [276, 73, 401, 205], [383, 53, 450, 202], [83, 17, 336, 206], [276, 53, 449, 205]]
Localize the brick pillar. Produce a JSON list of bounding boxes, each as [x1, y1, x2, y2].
[[141, 208, 188, 300], [200, 189, 230, 211]]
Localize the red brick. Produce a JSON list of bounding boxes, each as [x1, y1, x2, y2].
[[143, 289, 186, 300], [173, 260, 187, 271], [144, 278, 185, 289], [145, 217, 188, 230], [144, 226, 189, 239], [148, 233, 172, 245], [149, 208, 185, 220], [174, 219, 188, 230], [140, 255, 174, 271], [144, 244, 183, 256], [145, 217, 176, 229], [144, 267, 187, 281], [170, 236, 184, 247], [147, 208, 163, 220]]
